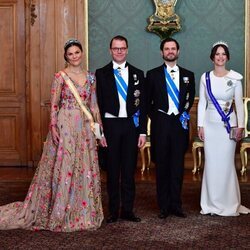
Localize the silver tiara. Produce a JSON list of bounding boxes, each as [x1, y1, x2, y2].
[[64, 38, 81, 49], [212, 40, 228, 48]]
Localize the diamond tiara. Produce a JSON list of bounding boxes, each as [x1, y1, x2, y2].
[[64, 38, 81, 49], [212, 40, 228, 48]]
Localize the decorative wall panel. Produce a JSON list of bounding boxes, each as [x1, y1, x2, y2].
[[89, 0, 245, 95], [0, 5, 15, 94], [0, 0, 27, 166], [0, 115, 16, 150]]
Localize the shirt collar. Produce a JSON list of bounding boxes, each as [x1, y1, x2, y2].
[[165, 64, 179, 72], [113, 61, 127, 70]]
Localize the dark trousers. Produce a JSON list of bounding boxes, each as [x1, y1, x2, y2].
[[103, 118, 138, 216], [153, 112, 188, 212]]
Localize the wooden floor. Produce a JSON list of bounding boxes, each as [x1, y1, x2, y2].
[[0, 165, 249, 184]]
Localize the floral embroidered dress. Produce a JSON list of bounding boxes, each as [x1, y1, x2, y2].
[[0, 71, 104, 231]]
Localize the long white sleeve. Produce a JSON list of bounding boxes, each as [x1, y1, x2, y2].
[[197, 73, 207, 127], [234, 80, 244, 128]]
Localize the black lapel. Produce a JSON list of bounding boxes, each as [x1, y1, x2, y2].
[[178, 66, 186, 106], [104, 62, 118, 96], [127, 63, 134, 101], [159, 64, 169, 103]]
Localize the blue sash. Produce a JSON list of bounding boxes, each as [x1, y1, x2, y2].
[[205, 72, 232, 133], [114, 68, 139, 127], [164, 67, 179, 110], [114, 68, 128, 101]]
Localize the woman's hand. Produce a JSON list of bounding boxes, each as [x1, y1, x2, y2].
[[51, 126, 60, 145], [198, 127, 205, 141], [235, 127, 244, 142], [99, 136, 108, 147]]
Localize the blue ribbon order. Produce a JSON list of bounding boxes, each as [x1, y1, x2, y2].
[[179, 111, 190, 130], [133, 110, 140, 127], [205, 72, 232, 133]]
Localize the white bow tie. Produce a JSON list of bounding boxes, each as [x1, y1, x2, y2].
[[113, 61, 127, 70], [116, 66, 126, 71], [169, 66, 178, 73]]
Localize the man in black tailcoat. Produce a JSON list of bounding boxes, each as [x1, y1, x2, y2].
[[146, 38, 195, 219], [96, 35, 147, 223]]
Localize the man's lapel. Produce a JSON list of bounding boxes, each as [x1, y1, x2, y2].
[[105, 62, 119, 95], [126, 63, 135, 105], [159, 64, 169, 104], [178, 66, 186, 107]]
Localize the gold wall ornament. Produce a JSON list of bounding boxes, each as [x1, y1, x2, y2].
[[147, 0, 181, 40]]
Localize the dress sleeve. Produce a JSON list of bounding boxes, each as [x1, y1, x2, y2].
[[89, 73, 103, 126], [234, 80, 244, 128], [197, 73, 207, 127], [50, 73, 63, 127]]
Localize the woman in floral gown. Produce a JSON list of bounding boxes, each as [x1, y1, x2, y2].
[[0, 39, 104, 231]]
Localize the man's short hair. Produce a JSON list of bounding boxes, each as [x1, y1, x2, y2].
[[160, 38, 180, 51], [110, 35, 128, 48]]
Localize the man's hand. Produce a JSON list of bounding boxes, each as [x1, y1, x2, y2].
[[138, 135, 146, 148]]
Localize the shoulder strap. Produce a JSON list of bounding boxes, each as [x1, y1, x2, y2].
[[60, 71, 94, 124]]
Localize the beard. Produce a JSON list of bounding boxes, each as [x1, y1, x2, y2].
[[162, 54, 179, 62]]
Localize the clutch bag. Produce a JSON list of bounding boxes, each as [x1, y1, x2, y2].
[[93, 122, 103, 140], [229, 127, 237, 141]]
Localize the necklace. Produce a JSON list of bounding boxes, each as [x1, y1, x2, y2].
[[69, 68, 84, 74]]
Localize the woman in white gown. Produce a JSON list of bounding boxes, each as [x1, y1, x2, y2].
[[197, 41, 250, 216]]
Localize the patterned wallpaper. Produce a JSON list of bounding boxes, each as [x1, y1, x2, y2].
[[88, 0, 245, 95]]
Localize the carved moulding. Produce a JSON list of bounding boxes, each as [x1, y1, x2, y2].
[[25, 0, 37, 26]]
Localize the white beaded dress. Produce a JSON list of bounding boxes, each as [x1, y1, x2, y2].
[[198, 70, 250, 216]]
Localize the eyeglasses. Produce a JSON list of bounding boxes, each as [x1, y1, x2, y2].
[[111, 47, 127, 52]]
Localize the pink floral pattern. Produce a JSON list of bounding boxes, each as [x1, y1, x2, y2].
[[0, 72, 103, 232]]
